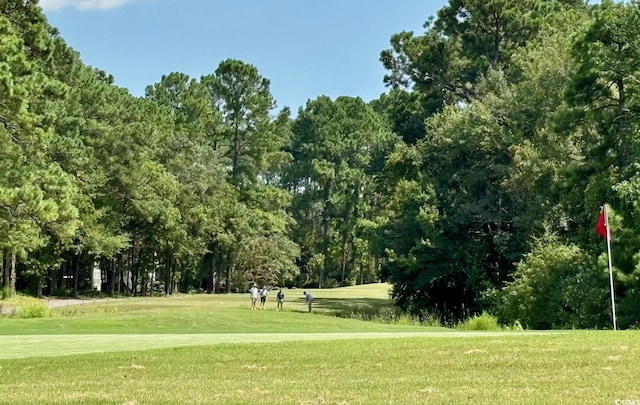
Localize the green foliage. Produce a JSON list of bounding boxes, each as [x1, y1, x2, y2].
[[4, 0, 640, 329], [12, 301, 49, 319], [499, 234, 609, 329], [380, 0, 574, 104], [287, 96, 396, 287], [373, 0, 640, 329], [0, 294, 51, 319], [457, 312, 501, 331], [201, 59, 282, 186], [333, 305, 440, 326]]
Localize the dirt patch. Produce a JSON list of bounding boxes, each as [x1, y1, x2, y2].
[[45, 298, 112, 308], [0, 306, 15, 315], [1, 298, 112, 316]]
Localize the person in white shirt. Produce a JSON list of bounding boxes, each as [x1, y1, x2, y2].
[[259, 286, 268, 310], [249, 284, 259, 310], [303, 291, 313, 312]]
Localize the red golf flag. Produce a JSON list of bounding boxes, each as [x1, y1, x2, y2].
[[596, 209, 608, 239]]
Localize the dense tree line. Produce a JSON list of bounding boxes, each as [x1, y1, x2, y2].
[[2, 0, 640, 328]]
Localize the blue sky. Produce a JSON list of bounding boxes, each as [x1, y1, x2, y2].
[[40, 0, 447, 112]]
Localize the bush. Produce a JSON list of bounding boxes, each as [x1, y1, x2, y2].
[[334, 305, 431, 326], [55, 303, 116, 317], [1, 293, 50, 318], [13, 301, 50, 319], [376, 306, 398, 322], [458, 312, 501, 331], [498, 235, 608, 329]]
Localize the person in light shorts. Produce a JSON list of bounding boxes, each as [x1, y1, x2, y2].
[[249, 284, 259, 310]]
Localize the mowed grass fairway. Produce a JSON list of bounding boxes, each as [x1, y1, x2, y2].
[[1, 284, 639, 404]]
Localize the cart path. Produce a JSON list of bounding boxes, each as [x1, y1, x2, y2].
[[45, 298, 114, 308], [1, 298, 113, 315], [0, 331, 561, 359]]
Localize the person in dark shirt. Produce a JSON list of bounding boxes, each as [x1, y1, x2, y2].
[[276, 288, 285, 311]]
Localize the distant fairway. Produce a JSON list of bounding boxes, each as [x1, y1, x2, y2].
[[1, 283, 639, 404]]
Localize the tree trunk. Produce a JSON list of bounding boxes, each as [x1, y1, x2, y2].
[[72, 254, 79, 298], [120, 269, 127, 295], [141, 266, 147, 296], [109, 258, 116, 296], [342, 181, 360, 285], [165, 247, 171, 295], [232, 124, 240, 182], [2, 250, 8, 290], [341, 238, 348, 285], [149, 268, 155, 297], [116, 255, 122, 294], [36, 275, 43, 298], [321, 179, 333, 289], [9, 252, 17, 297], [132, 244, 143, 296], [182, 259, 189, 293], [214, 253, 222, 294], [210, 254, 219, 293], [55, 261, 63, 295]]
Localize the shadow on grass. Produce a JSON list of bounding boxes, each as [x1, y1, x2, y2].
[[297, 297, 394, 319], [301, 297, 444, 327]]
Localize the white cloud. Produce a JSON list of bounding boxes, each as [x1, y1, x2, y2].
[[40, 0, 140, 11]]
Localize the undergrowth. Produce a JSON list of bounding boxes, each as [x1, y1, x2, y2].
[[331, 305, 441, 327], [456, 312, 502, 331], [54, 304, 117, 317], [1, 299, 50, 319]]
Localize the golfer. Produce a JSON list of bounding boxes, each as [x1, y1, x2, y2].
[[277, 288, 285, 311], [249, 284, 259, 310], [303, 291, 313, 312], [259, 285, 268, 310]]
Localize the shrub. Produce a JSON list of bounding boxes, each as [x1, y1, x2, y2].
[[376, 306, 398, 322], [498, 235, 608, 329], [1, 293, 50, 318], [55, 303, 116, 317], [334, 305, 431, 326], [458, 312, 501, 331], [13, 301, 50, 319], [396, 315, 414, 325]]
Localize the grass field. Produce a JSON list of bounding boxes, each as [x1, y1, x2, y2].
[[1, 283, 639, 404]]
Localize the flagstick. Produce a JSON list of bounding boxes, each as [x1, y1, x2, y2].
[[604, 204, 617, 330]]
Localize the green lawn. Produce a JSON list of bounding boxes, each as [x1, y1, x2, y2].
[[0, 284, 433, 335], [1, 284, 639, 404]]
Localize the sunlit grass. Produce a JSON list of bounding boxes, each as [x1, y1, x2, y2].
[[0, 284, 416, 335], [2, 283, 638, 404], [1, 332, 639, 404]]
